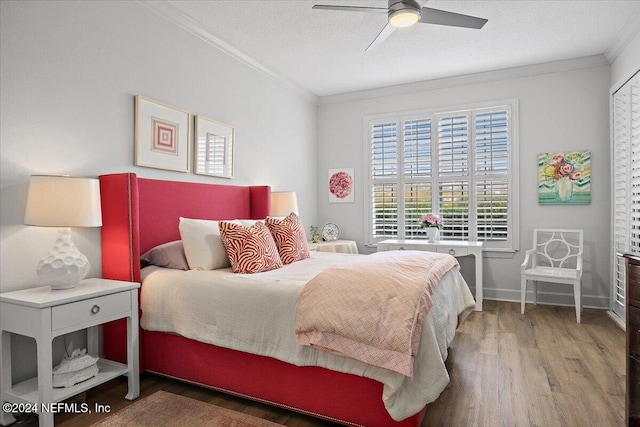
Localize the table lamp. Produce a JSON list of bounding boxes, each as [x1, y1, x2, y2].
[[271, 191, 298, 217], [24, 175, 102, 289]]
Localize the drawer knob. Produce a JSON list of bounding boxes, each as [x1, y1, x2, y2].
[[399, 247, 405, 251], [449, 249, 456, 255], [91, 304, 100, 314]]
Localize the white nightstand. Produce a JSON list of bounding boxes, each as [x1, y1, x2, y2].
[[0, 278, 140, 427], [309, 240, 359, 254]]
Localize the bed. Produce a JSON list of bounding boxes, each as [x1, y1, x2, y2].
[[98, 172, 474, 427]]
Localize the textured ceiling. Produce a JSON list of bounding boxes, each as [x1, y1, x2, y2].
[[159, 0, 640, 97]]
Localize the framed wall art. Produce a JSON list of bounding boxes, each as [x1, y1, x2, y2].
[[135, 95, 190, 172], [194, 115, 234, 179], [328, 168, 354, 203], [538, 150, 591, 204]]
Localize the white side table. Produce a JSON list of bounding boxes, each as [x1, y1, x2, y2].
[[377, 239, 483, 311], [309, 240, 359, 254], [0, 278, 140, 427]]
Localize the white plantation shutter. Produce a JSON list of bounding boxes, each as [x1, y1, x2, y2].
[[403, 118, 432, 238], [437, 115, 469, 176], [439, 181, 469, 239], [475, 110, 510, 244], [404, 182, 432, 237], [611, 70, 640, 322], [371, 121, 399, 238], [631, 77, 640, 254], [367, 100, 517, 250]]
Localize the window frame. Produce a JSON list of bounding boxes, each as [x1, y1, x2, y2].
[[365, 99, 519, 252]]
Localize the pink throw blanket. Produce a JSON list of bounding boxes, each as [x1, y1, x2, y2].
[[295, 250, 459, 378]]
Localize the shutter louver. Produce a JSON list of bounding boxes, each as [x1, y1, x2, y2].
[[631, 77, 640, 254], [611, 71, 639, 322], [438, 115, 469, 176], [475, 111, 509, 175], [404, 183, 432, 238], [476, 181, 508, 241], [371, 183, 398, 238], [404, 119, 432, 177], [367, 101, 516, 250], [403, 118, 432, 237], [474, 110, 510, 245], [439, 181, 469, 240], [371, 122, 398, 178], [371, 121, 399, 239]]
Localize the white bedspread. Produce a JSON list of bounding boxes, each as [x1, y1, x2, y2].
[[140, 252, 475, 421]]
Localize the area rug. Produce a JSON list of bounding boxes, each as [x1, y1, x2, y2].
[[91, 390, 282, 426]]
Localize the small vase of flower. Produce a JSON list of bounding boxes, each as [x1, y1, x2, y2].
[[309, 225, 321, 243], [419, 214, 442, 242]]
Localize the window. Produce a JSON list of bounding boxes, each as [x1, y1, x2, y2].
[[367, 100, 518, 251], [611, 70, 640, 323]]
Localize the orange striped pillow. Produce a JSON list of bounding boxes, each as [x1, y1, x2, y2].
[[219, 221, 283, 274], [265, 213, 310, 265]]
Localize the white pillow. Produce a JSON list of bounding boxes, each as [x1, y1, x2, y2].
[[235, 219, 265, 228], [178, 217, 240, 270]]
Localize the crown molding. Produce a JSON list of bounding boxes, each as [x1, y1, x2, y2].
[[318, 55, 610, 106], [137, 0, 318, 104], [604, 8, 640, 63]]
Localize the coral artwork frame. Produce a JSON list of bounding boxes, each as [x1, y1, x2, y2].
[[538, 151, 591, 204], [328, 168, 354, 203]]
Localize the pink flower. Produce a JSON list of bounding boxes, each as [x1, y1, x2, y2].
[[569, 171, 582, 181], [329, 171, 353, 199], [420, 213, 442, 228], [548, 154, 565, 166], [558, 163, 574, 176]]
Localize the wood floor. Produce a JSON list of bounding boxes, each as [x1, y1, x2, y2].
[[19, 300, 626, 427]]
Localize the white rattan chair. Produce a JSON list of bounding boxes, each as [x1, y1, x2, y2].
[[520, 229, 584, 322]]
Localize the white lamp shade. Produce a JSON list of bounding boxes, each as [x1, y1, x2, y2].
[[24, 175, 102, 227], [271, 191, 299, 217]]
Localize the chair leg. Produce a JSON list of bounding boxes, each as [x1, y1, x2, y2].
[[521, 276, 527, 314], [532, 280, 537, 305], [574, 281, 581, 323]]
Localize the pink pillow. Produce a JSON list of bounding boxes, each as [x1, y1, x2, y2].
[[219, 221, 283, 274], [265, 213, 310, 265]]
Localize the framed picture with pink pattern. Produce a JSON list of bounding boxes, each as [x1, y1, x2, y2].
[[135, 95, 190, 172], [328, 168, 354, 203]]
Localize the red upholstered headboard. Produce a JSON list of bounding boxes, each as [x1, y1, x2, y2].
[[99, 173, 270, 364], [99, 173, 271, 284]]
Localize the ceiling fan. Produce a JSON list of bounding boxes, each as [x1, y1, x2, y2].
[[312, 0, 488, 51]]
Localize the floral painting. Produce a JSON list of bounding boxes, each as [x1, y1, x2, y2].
[[538, 151, 591, 204], [328, 168, 354, 203]]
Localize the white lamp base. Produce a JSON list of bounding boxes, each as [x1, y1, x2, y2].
[[37, 228, 90, 290]]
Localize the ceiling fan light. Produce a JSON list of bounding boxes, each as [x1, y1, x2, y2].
[[389, 9, 420, 28]]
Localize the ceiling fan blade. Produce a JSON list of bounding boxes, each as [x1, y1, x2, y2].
[[420, 7, 488, 29], [312, 5, 387, 13], [366, 23, 396, 52]]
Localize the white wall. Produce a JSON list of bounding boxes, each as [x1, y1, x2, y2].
[[317, 58, 612, 308], [611, 28, 640, 85], [0, 1, 317, 381], [0, 0, 318, 292]]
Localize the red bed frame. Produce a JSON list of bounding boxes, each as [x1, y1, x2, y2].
[[98, 172, 426, 427]]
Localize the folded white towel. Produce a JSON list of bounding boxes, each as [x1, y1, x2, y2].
[[53, 348, 99, 374], [53, 364, 99, 388]]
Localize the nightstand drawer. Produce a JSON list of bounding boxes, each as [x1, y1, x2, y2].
[[52, 291, 131, 331], [388, 244, 417, 251], [630, 305, 640, 357], [437, 246, 469, 257], [629, 264, 640, 305]]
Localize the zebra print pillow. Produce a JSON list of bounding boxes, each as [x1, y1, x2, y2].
[[265, 213, 310, 265], [219, 221, 283, 274]]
